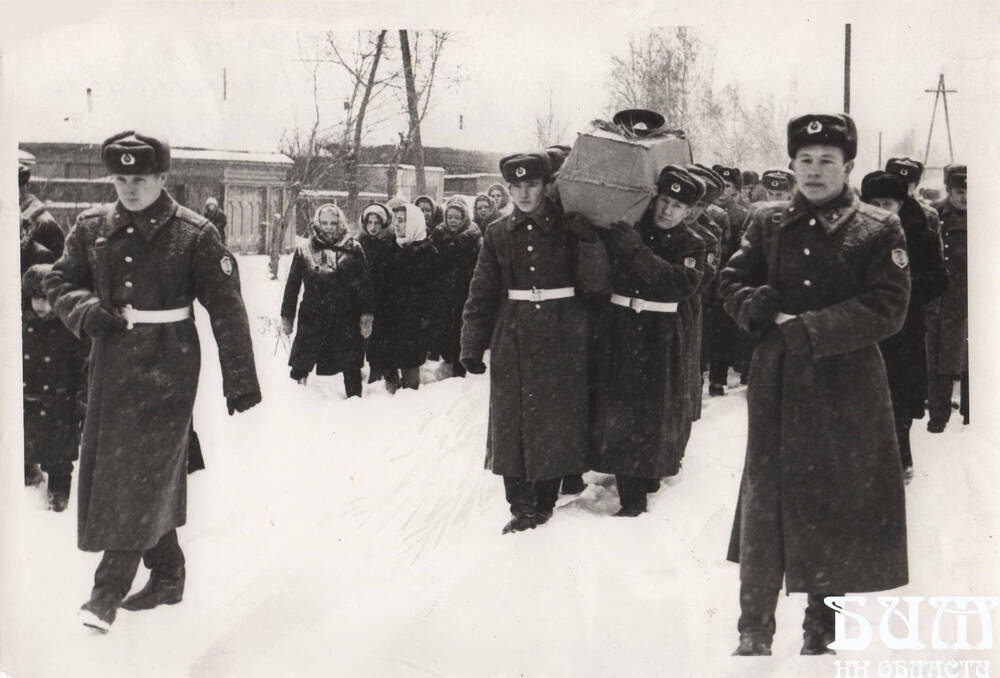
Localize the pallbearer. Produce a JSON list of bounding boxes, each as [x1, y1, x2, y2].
[[461, 152, 610, 534], [721, 114, 909, 656], [759, 168, 794, 202], [591, 165, 705, 516], [46, 131, 261, 632]]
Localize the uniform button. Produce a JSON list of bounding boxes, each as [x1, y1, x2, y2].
[[44, 356, 51, 362], [803, 280, 812, 287], [529, 266, 536, 272], [808, 218, 817, 226], [804, 248, 811, 255], [124, 281, 133, 288], [126, 227, 134, 234], [43, 385, 49, 391], [40, 410, 46, 417], [527, 224, 533, 231], [150, 218, 157, 223], [125, 256, 133, 263], [534, 304, 541, 309], [27, 327, 33, 333], [527, 245, 534, 252], [24, 354, 29, 360]]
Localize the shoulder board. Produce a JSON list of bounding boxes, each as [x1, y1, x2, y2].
[[855, 201, 896, 224], [173, 204, 213, 230]]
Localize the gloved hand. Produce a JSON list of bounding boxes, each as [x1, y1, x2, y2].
[[745, 285, 782, 325], [562, 213, 598, 243], [359, 313, 374, 339], [227, 391, 261, 416], [460, 356, 487, 374], [604, 220, 642, 257], [82, 304, 126, 339], [281, 317, 293, 335]]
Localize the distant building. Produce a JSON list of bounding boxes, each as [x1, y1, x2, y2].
[[443, 173, 504, 197]]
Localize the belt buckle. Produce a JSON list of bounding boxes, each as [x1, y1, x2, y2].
[[630, 297, 645, 313], [122, 303, 135, 330], [531, 287, 543, 303]]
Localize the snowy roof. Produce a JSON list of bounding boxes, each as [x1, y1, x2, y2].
[[358, 163, 446, 173], [444, 173, 503, 179], [171, 148, 293, 165], [19, 149, 36, 165]]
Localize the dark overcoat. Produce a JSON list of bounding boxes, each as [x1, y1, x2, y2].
[[46, 191, 260, 552], [367, 238, 442, 370], [878, 198, 948, 419], [925, 199, 967, 374], [460, 199, 611, 481], [684, 214, 721, 422], [591, 215, 704, 478], [430, 224, 483, 362], [281, 235, 372, 377], [21, 193, 65, 274], [721, 188, 910, 593], [22, 308, 88, 467], [204, 208, 228, 245]]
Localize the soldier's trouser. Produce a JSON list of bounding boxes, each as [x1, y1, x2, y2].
[[738, 584, 841, 638], [503, 477, 560, 518], [94, 529, 185, 597], [343, 368, 362, 398], [928, 370, 968, 423], [895, 416, 913, 469], [960, 371, 969, 420], [40, 460, 73, 479], [616, 475, 649, 512]]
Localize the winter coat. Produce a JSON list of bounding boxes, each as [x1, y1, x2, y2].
[[683, 214, 721, 422], [203, 207, 228, 245], [21, 193, 65, 274], [45, 191, 260, 552], [721, 187, 910, 593], [22, 307, 88, 467], [473, 193, 499, 234], [878, 198, 948, 420], [926, 198, 966, 374], [367, 216, 442, 370], [461, 198, 612, 481], [281, 235, 372, 377], [414, 194, 444, 237], [716, 197, 750, 255], [430, 211, 483, 362], [591, 214, 705, 478]]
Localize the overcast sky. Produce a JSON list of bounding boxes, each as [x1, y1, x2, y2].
[[3, 0, 999, 177]]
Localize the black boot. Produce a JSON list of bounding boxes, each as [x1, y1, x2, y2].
[[732, 632, 772, 656], [502, 514, 538, 534], [25, 463, 43, 487], [709, 382, 725, 396], [801, 593, 838, 655], [646, 479, 661, 493], [47, 473, 72, 512], [735, 583, 778, 656], [614, 476, 648, 517], [927, 418, 947, 433], [79, 586, 123, 632], [121, 565, 185, 611]]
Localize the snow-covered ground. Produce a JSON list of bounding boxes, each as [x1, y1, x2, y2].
[[4, 254, 999, 678]]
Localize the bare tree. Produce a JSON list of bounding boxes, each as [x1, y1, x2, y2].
[[535, 86, 569, 148]]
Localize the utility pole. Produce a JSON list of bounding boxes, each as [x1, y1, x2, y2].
[[843, 24, 851, 114], [923, 73, 957, 166]]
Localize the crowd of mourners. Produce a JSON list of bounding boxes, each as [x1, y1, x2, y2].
[[18, 112, 968, 652]]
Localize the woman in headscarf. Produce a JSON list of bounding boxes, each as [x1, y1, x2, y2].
[[487, 183, 514, 218], [281, 203, 373, 397], [431, 196, 483, 378], [472, 193, 497, 233], [358, 202, 393, 263], [414, 195, 444, 236], [368, 203, 442, 393]]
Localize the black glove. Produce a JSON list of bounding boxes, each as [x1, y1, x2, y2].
[[460, 357, 487, 374], [562, 213, 597, 243], [604, 220, 642, 258], [227, 391, 261, 415], [745, 285, 782, 325], [82, 305, 126, 339]]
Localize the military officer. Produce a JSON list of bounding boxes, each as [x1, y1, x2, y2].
[[19, 162, 65, 273], [740, 170, 760, 205], [46, 131, 262, 632], [721, 113, 909, 656], [885, 156, 941, 234], [759, 168, 794, 202], [925, 164, 968, 431]]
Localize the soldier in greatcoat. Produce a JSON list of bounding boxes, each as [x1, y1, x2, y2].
[[885, 157, 941, 234], [460, 152, 611, 534], [860, 171, 948, 480], [45, 131, 261, 632], [19, 162, 65, 273], [925, 164, 968, 431], [590, 166, 705, 515], [721, 114, 910, 656]]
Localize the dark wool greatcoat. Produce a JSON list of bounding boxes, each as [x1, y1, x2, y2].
[[878, 198, 948, 420], [281, 235, 372, 377], [461, 199, 611, 481], [591, 216, 705, 479], [430, 224, 483, 362], [684, 214, 721, 422], [22, 308, 88, 467], [367, 238, 442, 370], [21, 193, 65, 274], [925, 198, 966, 375], [46, 191, 260, 552], [721, 188, 910, 593]]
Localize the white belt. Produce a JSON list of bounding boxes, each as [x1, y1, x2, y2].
[[610, 293, 678, 313], [121, 304, 193, 330], [507, 287, 575, 302]]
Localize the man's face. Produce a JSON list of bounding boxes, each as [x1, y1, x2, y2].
[[720, 181, 738, 202], [766, 188, 792, 202], [653, 195, 690, 230], [509, 179, 546, 214], [792, 145, 852, 205], [948, 186, 967, 211], [417, 201, 433, 225], [30, 296, 52, 318], [113, 173, 167, 212], [868, 197, 902, 215], [475, 199, 492, 220]]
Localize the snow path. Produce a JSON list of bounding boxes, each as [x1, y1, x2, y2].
[[5, 255, 998, 678]]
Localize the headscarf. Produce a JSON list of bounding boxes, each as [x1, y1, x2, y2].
[[312, 203, 349, 247], [360, 202, 392, 237], [443, 196, 473, 234], [394, 203, 428, 246], [414, 194, 443, 228], [487, 183, 512, 214], [473, 193, 498, 229]]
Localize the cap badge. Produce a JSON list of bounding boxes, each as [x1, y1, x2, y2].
[[121, 153, 136, 166], [220, 255, 233, 275], [770, 180, 779, 188], [891, 248, 909, 269], [684, 257, 696, 269], [807, 120, 823, 134], [671, 183, 682, 193], [515, 166, 526, 178], [900, 169, 909, 176]]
